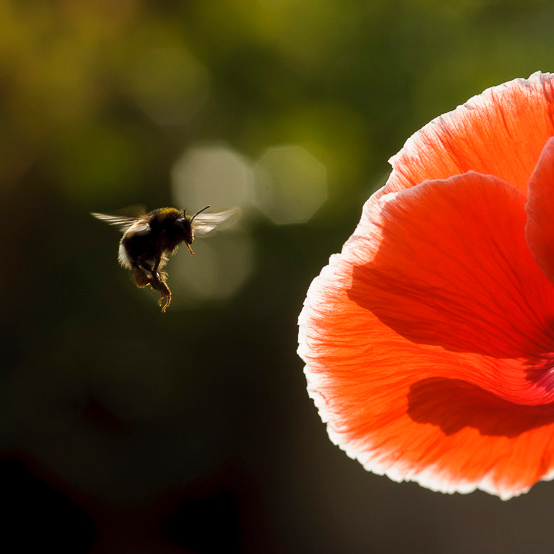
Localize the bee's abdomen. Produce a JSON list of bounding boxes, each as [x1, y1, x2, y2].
[[120, 232, 157, 265]]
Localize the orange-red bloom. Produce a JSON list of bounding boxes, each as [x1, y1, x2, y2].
[[298, 72, 554, 499]]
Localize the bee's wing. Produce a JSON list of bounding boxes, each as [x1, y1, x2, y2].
[[192, 207, 242, 237], [92, 205, 148, 231], [91, 212, 139, 232]]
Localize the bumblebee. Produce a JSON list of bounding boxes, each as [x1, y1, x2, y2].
[[92, 206, 241, 311]]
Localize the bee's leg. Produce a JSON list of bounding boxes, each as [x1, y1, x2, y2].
[[131, 263, 151, 288], [133, 259, 160, 290], [137, 257, 153, 274], [137, 257, 159, 285], [156, 281, 172, 312], [138, 257, 172, 311], [151, 252, 169, 281], [136, 258, 158, 286], [152, 254, 161, 275], [134, 257, 171, 311], [148, 274, 171, 311]]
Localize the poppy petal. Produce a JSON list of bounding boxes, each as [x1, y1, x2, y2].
[[298, 172, 554, 498], [383, 72, 554, 201], [526, 136, 554, 287]]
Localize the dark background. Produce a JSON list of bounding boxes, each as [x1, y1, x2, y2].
[[3, 1, 554, 552]]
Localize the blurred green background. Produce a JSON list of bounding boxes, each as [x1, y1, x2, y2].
[[3, 0, 554, 552]]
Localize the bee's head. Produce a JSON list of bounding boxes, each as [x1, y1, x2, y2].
[[176, 213, 193, 246], [177, 206, 210, 254]]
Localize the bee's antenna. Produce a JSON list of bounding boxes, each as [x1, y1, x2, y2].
[[192, 205, 210, 221]]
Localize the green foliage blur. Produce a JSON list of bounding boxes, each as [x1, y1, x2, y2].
[[3, 1, 554, 552]]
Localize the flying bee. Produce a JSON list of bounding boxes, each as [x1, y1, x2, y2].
[[92, 206, 241, 312]]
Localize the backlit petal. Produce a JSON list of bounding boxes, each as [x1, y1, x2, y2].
[[383, 72, 554, 200], [298, 172, 554, 498], [526, 136, 554, 287]]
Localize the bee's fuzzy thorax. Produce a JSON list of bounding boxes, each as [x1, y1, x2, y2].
[[153, 208, 182, 222]]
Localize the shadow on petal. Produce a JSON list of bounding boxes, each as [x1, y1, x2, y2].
[[407, 377, 554, 438], [347, 174, 554, 359]]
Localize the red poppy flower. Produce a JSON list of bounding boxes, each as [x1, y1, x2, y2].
[[298, 72, 554, 499]]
